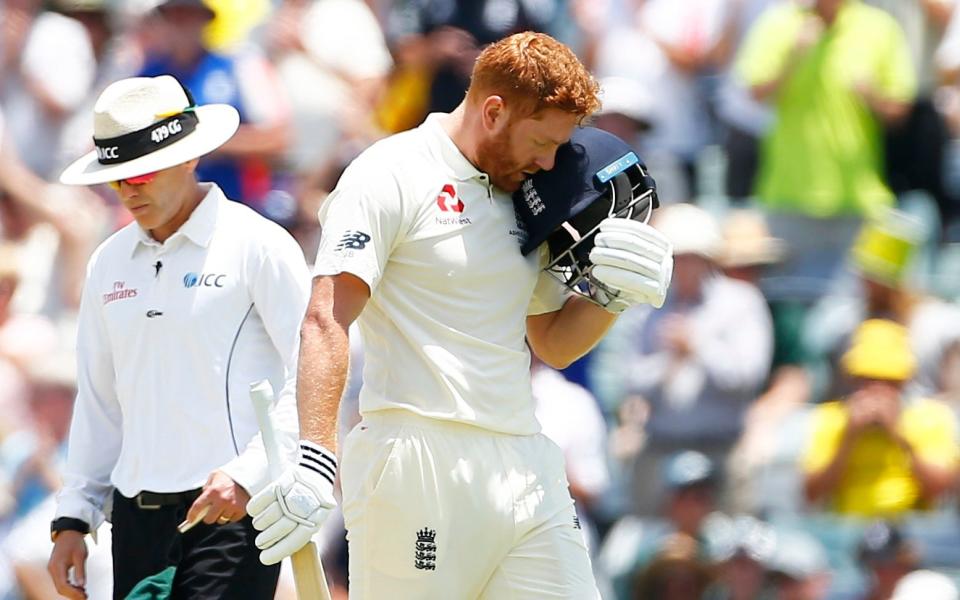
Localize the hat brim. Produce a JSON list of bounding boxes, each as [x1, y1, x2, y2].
[[59, 104, 239, 185]]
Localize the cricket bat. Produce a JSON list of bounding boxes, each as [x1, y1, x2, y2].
[[250, 380, 332, 600]]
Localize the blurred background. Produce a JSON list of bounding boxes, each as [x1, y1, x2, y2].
[[3, 0, 960, 598]]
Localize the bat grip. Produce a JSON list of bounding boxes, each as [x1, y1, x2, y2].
[[250, 379, 283, 480]]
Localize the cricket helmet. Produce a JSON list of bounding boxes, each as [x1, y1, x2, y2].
[[512, 126, 658, 302]]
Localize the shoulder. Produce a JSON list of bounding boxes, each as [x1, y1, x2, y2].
[[904, 397, 956, 423], [88, 223, 138, 269], [219, 199, 301, 251], [337, 128, 433, 193], [712, 276, 768, 307]]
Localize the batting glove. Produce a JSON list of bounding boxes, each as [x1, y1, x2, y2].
[[589, 218, 673, 312], [247, 441, 337, 565]]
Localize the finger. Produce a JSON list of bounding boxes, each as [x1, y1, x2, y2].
[[592, 265, 661, 298], [260, 526, 313, 566], [595, 230, 671, 258], [185, 495, 211, 525], [255, 516, 298, 550], [178, 505, 211, 533], [203, 504, 223, 524], [590, 247, 662, 280], [251, 501, 283, 532], [598, 219, 672, 249], [48, 555, 72, 596], [247, 485, 278, 516], [73, 548, 86, 588]]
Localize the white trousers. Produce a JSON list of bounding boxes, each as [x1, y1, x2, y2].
[[340, 409, 600, 599]]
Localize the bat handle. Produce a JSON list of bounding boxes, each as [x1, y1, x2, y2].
[[250, 379, 283, 480]]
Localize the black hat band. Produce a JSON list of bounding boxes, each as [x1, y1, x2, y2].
[[93, 109, 199, 165]]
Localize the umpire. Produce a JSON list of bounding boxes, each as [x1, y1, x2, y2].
[[47, 75, 310, 599]]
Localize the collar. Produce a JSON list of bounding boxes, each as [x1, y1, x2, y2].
[[421, 113, 486, 181], [131, 183, 222, 256]]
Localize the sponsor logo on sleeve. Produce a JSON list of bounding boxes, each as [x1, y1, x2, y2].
[[335, 231, 372, 252]]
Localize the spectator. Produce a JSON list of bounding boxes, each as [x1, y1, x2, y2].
[[736, 0, 916, 302], [704, 515, 778, 600], [139, 0, 293, 221], [631, 531, 715, 600], [806, 208, 960, 400], [766, 529, 831, 600], [857, 520, 919, 600], [867, 0, 957, 240], [592, 0, 730, 203], [264, 0, 392, 175], [597, 450, 726, 600], [803, 319, 959, 517], [384, 0, 561, 117], [0, 0, 97, 178], [593, 203, 773, 513]]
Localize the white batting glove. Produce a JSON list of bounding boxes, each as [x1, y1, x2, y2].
[[589, 217, 673, 311], [247, 441, 337, 565]]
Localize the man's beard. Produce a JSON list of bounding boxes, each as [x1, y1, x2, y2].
[[475, 129, 524, 193]]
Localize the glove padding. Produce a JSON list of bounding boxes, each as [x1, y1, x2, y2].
[[589, 218, 673, 311], [247, 442, 337, 565]]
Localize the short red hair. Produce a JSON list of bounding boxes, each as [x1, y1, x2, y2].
[[467, 31, 600, 121]]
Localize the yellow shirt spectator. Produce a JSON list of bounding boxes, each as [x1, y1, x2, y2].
[[803, 398, 958, 517]]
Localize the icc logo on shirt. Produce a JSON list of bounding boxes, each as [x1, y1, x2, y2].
[[184, 272, 226, 288]]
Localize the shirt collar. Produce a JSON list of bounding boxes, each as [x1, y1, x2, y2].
[[421, 113, 486, 181], [131, 183, 222, 256]]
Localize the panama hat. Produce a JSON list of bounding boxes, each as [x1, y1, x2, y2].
[[60, 75, 239, 186], [720, 210, 786, 268], [653, 203, 722, 260]]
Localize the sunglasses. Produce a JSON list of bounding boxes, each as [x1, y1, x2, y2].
[[108, 171, 158, 191]]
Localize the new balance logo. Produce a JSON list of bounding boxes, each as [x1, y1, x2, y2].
[[335, 230, 371, 251], [415, 528, 437, 571]]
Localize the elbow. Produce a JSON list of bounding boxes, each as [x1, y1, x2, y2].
[[532, 344, 581, 370]]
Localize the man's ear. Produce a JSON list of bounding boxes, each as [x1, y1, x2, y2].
[[480, 95, 509, 134]]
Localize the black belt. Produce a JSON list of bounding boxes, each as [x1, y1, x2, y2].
[[132, 489, 202, 510]]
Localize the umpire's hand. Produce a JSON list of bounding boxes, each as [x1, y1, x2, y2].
[[247, 440, 338, 565], [185, 470, 251, 526], [48, 531, 88, 599]]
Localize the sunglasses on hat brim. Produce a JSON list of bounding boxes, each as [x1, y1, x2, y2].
[[107, 171, 158, 190]]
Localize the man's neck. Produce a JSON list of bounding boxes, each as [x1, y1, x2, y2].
[[441, 103, 482, 169]]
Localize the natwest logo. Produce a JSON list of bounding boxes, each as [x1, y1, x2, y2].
[[436, 184, 464, 213]]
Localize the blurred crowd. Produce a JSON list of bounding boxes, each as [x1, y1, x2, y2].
[[2, 0, 960, 598]]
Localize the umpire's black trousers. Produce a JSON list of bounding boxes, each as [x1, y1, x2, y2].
[[111, 489, 279, 600]]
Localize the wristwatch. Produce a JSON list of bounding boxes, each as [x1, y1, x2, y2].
[[50, 517, 90, 542]]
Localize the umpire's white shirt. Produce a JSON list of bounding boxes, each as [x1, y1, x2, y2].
[[56, 184, 310, 530], [314, 114, 569, 435]]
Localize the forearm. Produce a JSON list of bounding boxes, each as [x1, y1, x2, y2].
[[297, 314, 350, 452], [804, 433, 856, 502], [898, 437, 957, 500], [527, 296, 617, 369], [215, 122, 291, 159]]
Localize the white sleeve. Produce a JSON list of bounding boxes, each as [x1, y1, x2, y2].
[[55, 255, 121, 530], [691, 284, 773, 392], [313, 157, 406, 291], [303, 0, 393, 79], [527, 246, 574, 316], [220, 226, 312, 494]]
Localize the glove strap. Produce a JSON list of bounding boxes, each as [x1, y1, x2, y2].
[[298, 441, 337, 487]]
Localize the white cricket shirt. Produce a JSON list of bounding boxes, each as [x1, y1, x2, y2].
[[314, 114, 569, 435], [56, 184, 310, 530]]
